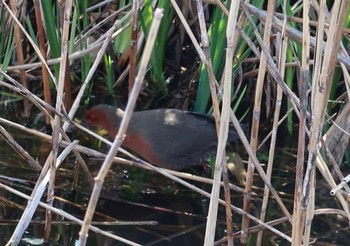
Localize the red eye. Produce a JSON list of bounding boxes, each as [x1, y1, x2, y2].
[[86, 113, 97, 123]]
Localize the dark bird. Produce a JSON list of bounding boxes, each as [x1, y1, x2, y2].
[[84, 104, 239, 170]]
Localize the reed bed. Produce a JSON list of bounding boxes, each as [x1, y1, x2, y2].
[[0, 0, 349, 245]]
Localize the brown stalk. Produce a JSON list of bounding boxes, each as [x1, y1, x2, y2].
[[128, 0, 139, 95], [33, 0, 51, 125], [9, 0, 30, 118], [221, 2, 294, 237]]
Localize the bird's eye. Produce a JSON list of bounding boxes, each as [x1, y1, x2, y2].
[[86, 114, 97, 122]]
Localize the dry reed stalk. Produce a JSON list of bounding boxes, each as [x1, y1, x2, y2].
[[197, 0, 229, 237], [240, 2, 302, 123], [241, 0, 276, 243], [128, 0, 140, 94], [221, 157, 233, 245], [78, 8, 163, 245], [195, 0, 234, 244], [291, 0, 311, 245], [33, 0, 52, 125], [204, 2, 239, 245], [9, 0, 30, 118], [114, 20, 144, 87]]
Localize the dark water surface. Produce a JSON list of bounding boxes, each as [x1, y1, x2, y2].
[[0, 123, 349, 245]]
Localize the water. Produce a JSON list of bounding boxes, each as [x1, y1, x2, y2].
[[0, 117, 348, 245]]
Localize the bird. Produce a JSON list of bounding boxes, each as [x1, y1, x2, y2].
[[84, 104, 239, 170]]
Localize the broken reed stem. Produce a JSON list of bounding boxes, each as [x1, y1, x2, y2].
[[315, 150, 350, 218]]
